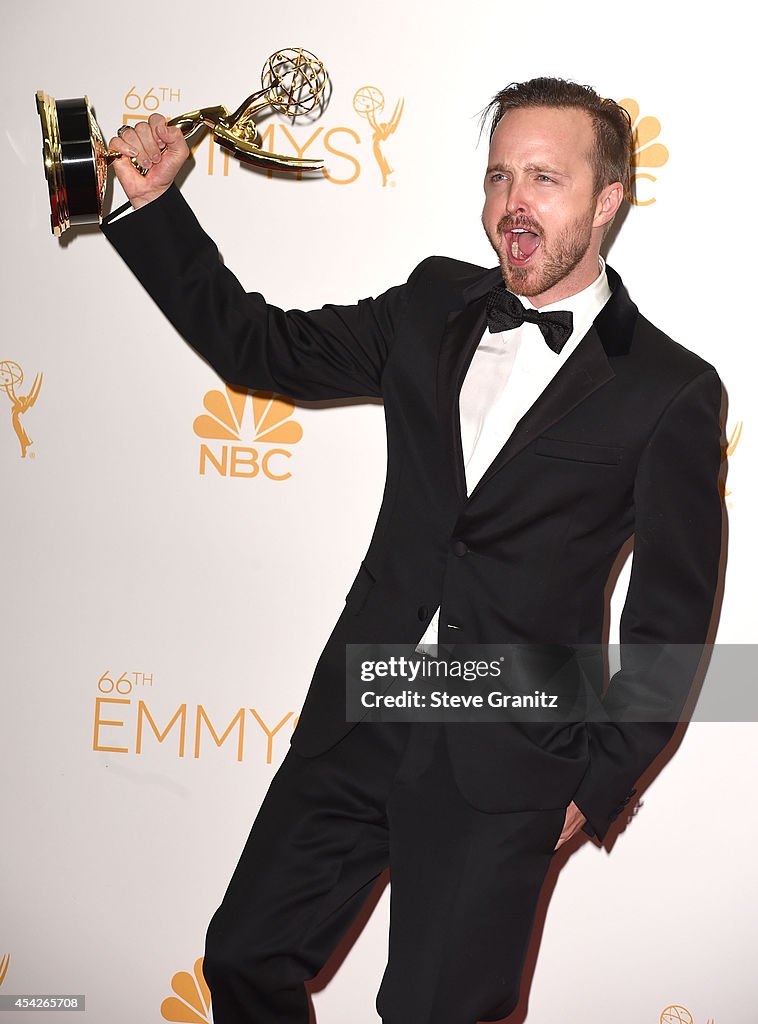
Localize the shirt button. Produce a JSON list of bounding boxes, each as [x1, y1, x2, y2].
[[417, 605, 429, 621], [452, 541, 468, 557]]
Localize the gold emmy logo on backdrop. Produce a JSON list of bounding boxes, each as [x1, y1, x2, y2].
[[659, 1008, 716, 1024], [193, 385, 303, 480], [660, 1008, 694, 1024], [619, 99, 669, 206], [36, 47, 329, 235], [353, 86, 404, 186], [1, 361, 42, 458], [725, 419, 743, 458], [0, 953, 10, 987], [161, 957, 210, 1023], [721, 418, 743, 506]]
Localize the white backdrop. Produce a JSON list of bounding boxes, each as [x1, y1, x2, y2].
[[2, 2, 756, 1022]]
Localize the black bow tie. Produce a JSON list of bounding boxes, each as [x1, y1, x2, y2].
[[486, 283, 574, 354]]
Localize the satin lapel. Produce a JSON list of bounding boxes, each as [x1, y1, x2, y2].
[[467, 325, 615, 501], [436, 296, 488, 503]]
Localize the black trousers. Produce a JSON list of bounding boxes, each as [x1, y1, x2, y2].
[[203, 719, 566, 1024]]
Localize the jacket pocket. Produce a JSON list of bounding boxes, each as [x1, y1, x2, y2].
[[344, 561, 377, 614], [535, 437, 624, 466]]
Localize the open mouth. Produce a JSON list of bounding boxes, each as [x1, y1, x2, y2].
[[504, 228, 541, 266]]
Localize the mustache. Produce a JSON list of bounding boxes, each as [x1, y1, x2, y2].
[[497, 215, 544, 235]]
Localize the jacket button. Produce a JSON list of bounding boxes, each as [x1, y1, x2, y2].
[[417, 605, 429, 621], [452, 541, 468, 557]]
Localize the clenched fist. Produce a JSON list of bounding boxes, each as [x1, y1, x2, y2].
[[108, 112, 189, 209]]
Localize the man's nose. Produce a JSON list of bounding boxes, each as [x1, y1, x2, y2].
[[505, 178, 530, 216]]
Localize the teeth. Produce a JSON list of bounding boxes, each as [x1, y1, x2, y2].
[[511, 240, 520, 257]]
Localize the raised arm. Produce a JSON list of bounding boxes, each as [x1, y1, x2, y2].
[[101, 113, 407, 401]]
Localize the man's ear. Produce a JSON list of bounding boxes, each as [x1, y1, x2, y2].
[[594, 181, 624, 229]]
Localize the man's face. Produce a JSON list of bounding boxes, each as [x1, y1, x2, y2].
[[482, 106, 611, 306]]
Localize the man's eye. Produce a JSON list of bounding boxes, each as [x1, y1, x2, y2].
[[537, 174, 554, 183], [489, 172, 507, 183]]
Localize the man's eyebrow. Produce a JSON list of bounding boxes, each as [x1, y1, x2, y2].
[[523, 162, 569, 177], [485, 161, 570, 178]]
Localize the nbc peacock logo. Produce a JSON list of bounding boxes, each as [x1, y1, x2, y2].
[[619, 98, 669, 207], [161, 957, 211, 1023], [193, 384, 303, 480]]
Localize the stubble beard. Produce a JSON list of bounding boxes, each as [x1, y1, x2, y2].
[[488, 211, 595, 298]]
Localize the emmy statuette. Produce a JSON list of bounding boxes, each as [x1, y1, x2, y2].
[[36, 47, 328, 236]]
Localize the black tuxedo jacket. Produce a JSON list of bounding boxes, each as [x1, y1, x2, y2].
[[102, 185, 724, 842]]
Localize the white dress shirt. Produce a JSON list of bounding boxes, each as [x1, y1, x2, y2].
[[416, 259, 612, 656]]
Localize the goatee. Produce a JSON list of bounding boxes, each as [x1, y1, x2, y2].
[[489, 213, 594, 298]]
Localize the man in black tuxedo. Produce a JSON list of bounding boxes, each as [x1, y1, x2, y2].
[[102, 78, 724, 1024]]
